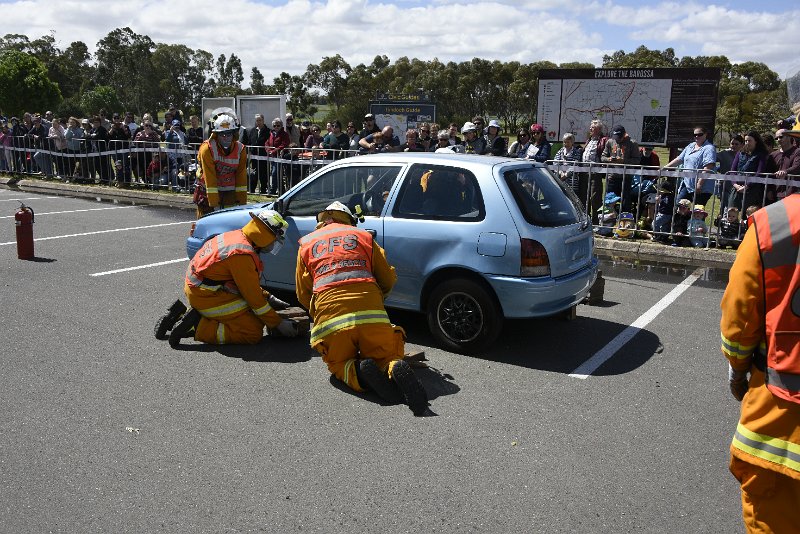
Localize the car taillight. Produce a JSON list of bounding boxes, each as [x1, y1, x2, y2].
[[521, 238, 550, 276], [189, 222, 196, 237]]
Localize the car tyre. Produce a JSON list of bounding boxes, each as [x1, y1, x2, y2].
[[426, 278, 502, 354]]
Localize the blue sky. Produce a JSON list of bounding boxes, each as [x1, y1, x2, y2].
[[5, 0, 799, 82]]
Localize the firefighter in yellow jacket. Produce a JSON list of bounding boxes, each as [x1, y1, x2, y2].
[[720, 193, 800, 533], [295, 201, 428, 415], [196, 109, 248, 217], [156, 209, 299, 347]]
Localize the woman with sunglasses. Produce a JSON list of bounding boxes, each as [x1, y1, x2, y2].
[[507, 129, 531, 158]]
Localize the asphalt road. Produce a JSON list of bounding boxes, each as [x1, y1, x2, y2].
[[0, 189, 744, 533]]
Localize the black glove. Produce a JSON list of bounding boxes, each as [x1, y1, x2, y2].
[[728, 364, 749, 402], [267, 294, 291, 310], [274, 319, 299, 338]]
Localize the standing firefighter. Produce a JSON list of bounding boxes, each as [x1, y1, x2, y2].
[[195, 108, 248, 217], [156, 209, 299, 347], [296, 201, 429, 416], [720, 193, 800, 532]]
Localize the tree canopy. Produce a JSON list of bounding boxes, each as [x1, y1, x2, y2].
[[0, 34, 788, 140]]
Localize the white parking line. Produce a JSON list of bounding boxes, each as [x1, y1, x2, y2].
[[90, 258, 188, 277], [569, 267, 704, 379], [0, 221, 192, 246], [0, 206, 136, 219], [0, 196, 59, 201]]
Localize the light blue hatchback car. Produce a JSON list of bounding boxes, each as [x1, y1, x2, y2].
[[187, 153, 598, 353]]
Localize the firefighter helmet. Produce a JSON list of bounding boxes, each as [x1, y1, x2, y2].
[[250, 209, 288, 239], [317, 201, 363, 225], [210, 107, 239, 133]]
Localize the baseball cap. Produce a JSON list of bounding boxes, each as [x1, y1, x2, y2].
[[612, 125, 626, 136], [364, 113, 375, 120], [171, 119, 181, 126]]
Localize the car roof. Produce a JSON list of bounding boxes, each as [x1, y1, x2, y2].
[[348, 152, 546, 169]]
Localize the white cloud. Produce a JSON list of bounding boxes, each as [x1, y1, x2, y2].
[[2, 0, 796, 83]]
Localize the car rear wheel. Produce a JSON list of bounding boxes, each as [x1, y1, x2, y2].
[[426, 278, 502, 354]]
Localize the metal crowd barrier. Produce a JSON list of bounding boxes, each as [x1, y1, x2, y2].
[[0, 135, 359, 196], [547, 160, 800, 249]]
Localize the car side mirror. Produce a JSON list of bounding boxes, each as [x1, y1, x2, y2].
[[273, 198, 285, 215]]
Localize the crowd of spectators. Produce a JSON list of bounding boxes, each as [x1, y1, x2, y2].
[[2, 105, 799, 250]]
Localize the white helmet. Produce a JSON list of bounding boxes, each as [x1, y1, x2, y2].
[[317, 201, 362, 225], [250, 209, 288, 240], [210, 107, 239, 133]]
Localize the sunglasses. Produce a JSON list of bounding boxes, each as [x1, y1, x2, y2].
[[776, 136, 784, 139], [693, 132, 705, 137]]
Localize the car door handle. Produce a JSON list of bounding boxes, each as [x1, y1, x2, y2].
[[367, 229, 377, 238]]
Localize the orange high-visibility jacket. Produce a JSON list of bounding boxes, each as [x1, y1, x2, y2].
[[721, 196, 800, 481], [752, 194, 800, 404], [198, 139, 247, 208], [187, 230, 263, 288], [298, 223, 377, 294]]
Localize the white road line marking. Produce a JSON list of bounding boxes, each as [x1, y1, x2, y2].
[[0, 196, 59, 201], [0, 221, 192, 246], [90, 258, 188, 277], [569, 267, 704, 379], [0, 206, 136, 219]]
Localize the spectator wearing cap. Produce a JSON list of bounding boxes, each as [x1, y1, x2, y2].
[[671, 198, 693, 246], [525, 123, 551, 162], [299, 120, 312, 146], [601, 124, 640, 212], [430, 129, 451, 152], [322, 120, 352, 158], [285, 113, 301, 147], [687, 204, 709, 248], [484, 120, 505, 156], [664, 125, 717, 207], [461, 122, 487, 155], [359, 113, 380, 139], [765, 128, 800, 200]]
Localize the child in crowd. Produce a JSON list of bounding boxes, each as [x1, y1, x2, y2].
[[652, 181, 675, 243], [671, 198, 692, 246], [596, 192, 621, 236], [687, 204, 709, 248], [716, 206, 746, 249]]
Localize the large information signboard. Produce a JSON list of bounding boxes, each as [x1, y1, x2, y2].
[[537, 68, 720, 147], [369, 93, 436, 139]]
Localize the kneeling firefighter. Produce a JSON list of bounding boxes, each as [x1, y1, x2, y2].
[[156, 209, 300, 347], [295, 201, 428, 415]]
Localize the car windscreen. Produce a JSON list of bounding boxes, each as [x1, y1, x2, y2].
[[502, 166, 584, 227]]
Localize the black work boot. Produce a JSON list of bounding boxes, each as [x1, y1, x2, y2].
[[154, 300, 188, 340], [390, 360, 429, 416], [356, 359, 403, 404], [168, 308, 201, 348]]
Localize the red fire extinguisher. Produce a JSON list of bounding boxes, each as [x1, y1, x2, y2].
[[15, 202, 35, 260]]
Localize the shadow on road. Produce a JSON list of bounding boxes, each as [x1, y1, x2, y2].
[[390, 308, 662, 377]]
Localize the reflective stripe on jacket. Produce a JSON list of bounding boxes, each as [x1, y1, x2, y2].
[[186, 230, 263, 288], [206, 140, 243, 193], [299, 223, 376, 294], [752, 194, 800, 404]]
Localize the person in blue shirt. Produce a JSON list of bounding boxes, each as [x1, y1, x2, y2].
[[664, 126, 717, 206]]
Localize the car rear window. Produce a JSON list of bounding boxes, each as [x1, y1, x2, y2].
[[502, 165, 584, 227]]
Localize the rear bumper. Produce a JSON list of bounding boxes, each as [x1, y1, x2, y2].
[[486, 257, 598, 318]]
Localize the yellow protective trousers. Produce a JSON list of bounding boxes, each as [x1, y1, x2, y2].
[[312, 323, 405, 392], [731, 456, 800, 533], [187, 287, 265, 345]]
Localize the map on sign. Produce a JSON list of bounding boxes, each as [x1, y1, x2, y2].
[[540, 78, 671, 144], [537, 68, 721, 147], [376, 114, 411, 138]]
